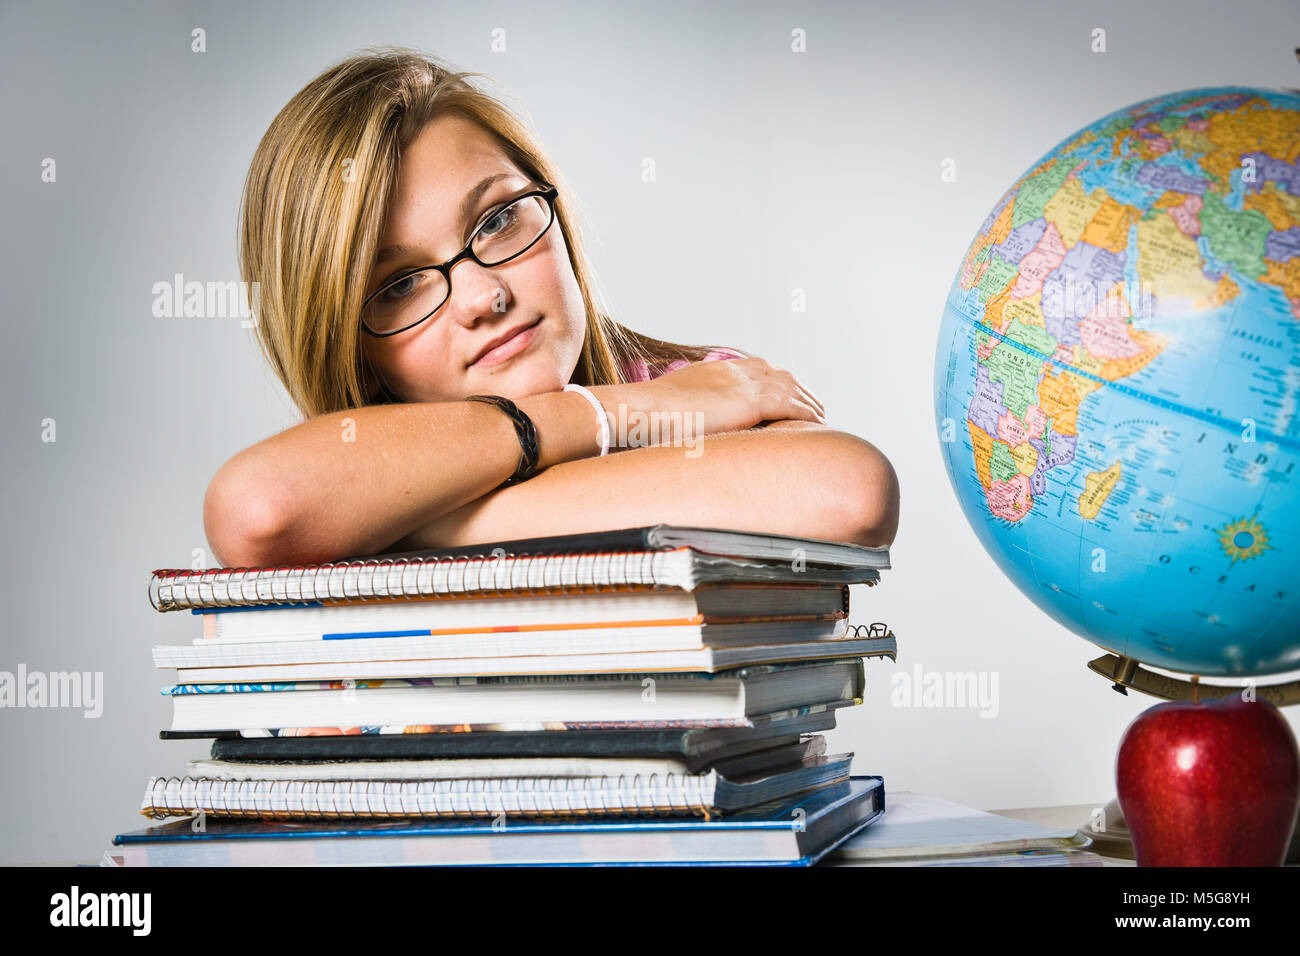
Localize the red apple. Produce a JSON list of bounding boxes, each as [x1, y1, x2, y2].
[[1116, 694, 1300, 866]]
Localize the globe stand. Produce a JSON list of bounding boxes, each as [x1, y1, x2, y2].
[[1086, 654, 1300, 707]]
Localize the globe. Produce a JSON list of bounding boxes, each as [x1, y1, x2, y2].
[[935, 86, 1300, 678]]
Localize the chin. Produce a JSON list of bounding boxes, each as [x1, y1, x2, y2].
[[498, 363, 565, 401], [508, 371, 561, 400]]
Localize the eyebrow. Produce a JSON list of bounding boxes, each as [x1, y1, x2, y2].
[[374, 172, 514, 266]]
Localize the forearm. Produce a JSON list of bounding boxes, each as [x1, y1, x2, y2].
[[398, 422, 900, 550], [204, 389, 616, 567]]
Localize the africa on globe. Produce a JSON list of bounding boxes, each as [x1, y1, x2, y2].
[[935, 86, 1300, 679]]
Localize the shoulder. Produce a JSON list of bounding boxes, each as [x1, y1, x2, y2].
[[699, 346, 750, 362], [662, 345, 752, 374], [622, 346, 751, 382]]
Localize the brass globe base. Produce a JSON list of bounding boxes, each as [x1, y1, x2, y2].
[[1087, 654, 1300, 707]]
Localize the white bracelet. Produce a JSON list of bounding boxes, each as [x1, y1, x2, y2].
[[563, 383, 611, 457]]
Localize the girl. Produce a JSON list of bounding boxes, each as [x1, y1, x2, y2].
[[206, 46, 899, 567]]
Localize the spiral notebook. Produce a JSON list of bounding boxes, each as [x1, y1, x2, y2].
[[138, 751, 854, 821], [149, 524, 890, 612]]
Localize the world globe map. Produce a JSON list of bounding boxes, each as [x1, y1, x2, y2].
[[935, 87, 1299, 678]]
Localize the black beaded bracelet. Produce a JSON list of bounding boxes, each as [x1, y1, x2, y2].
[[465, 394, 540, 488]]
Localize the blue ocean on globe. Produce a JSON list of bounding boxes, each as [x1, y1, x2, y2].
[[934, 86, 1300, 677]]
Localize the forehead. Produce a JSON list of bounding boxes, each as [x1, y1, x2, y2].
[[374, 115, 527, 264], [390, 115, 522, 214]]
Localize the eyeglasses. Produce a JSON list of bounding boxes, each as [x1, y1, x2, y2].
[[361, 184, 559, 337]]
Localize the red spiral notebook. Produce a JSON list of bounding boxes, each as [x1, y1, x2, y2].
[[149, 524, 890, 612]]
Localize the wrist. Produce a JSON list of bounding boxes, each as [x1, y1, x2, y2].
[[563, 383, 612, 456], [586, 384, 632, 451], [514, 389, 603, 470], [464, 394, 540, 488]]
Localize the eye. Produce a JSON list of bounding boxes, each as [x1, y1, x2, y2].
[[379, 272, 422, 302], [476, 202, 520, 239]]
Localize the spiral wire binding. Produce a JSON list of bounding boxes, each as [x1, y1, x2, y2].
[[150, 546, 678, 612], [143, 770, 714, 822], [839, 621, 892, 640]]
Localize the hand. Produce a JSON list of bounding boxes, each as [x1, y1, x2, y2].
[[594, 356, 827, 449]]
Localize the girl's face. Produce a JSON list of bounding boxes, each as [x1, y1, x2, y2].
[[361, 114, 587, 403]]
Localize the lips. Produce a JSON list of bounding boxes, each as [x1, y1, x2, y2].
[[469, 318, 542, 367]]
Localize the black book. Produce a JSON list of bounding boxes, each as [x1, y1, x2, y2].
[[196, 709, 836, 773]]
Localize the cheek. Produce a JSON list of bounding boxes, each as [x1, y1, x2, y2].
[[533, 247, 587, 335], [366, 328, 459, 399]]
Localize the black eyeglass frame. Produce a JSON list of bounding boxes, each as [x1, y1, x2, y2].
[[360, 183, 560, 338]]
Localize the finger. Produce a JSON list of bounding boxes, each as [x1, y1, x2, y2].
[[768, 368, 822, 415], [783, 396, 825, 423], [780, 375, 823, 417], [793, 379, 824, 415]]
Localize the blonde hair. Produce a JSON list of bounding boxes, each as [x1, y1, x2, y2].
[[238, 45, 742, 420]]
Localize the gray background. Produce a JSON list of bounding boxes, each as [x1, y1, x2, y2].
[[2, 0, 1298, 863]]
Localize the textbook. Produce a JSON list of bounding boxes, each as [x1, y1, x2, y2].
[[107, 775, 885, 866], [148, 524, 890, 612], [163, 628, 897, 682], [161, 700, 848, 739], [204, 709, 838, 770], [192, 583, 851, 642], [185, 734, 828, 784], [161, 658, 866, 733]]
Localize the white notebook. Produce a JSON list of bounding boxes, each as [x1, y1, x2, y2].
[[195, 585, 850, 644], [162, 659, 867, 732], [161, 630, 897, 683]]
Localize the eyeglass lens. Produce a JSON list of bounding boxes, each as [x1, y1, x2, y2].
[[363, 193, 553, 335]]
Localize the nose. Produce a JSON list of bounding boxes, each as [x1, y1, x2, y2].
[[446, 258, 511, 327]]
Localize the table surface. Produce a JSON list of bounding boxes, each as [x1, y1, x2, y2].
[[988, 801, 1134, 867]]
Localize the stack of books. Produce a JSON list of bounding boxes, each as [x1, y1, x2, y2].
[[106, 524, 897, 866]]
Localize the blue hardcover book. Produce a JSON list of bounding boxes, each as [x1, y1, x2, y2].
[[107, 776, 884, 867]]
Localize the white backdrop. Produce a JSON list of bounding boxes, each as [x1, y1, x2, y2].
[[2, 0, 1298, 863]]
